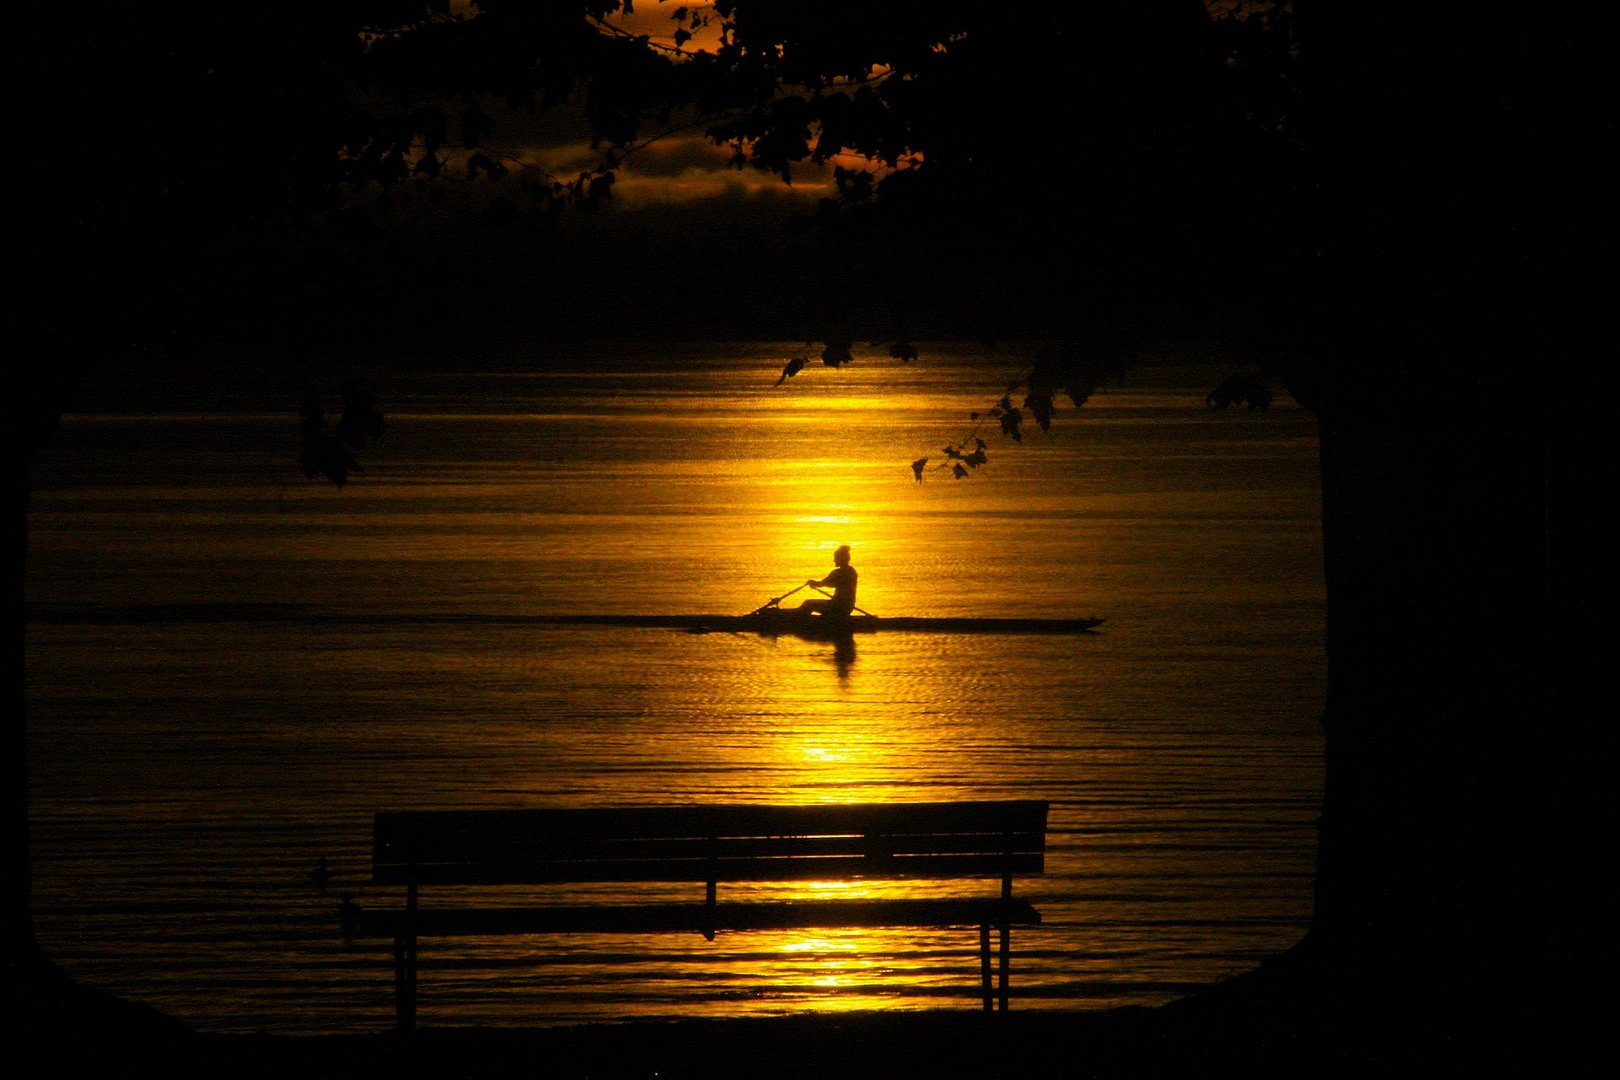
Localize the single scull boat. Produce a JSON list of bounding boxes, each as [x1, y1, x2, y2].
[[531, 613, 1106, 636]]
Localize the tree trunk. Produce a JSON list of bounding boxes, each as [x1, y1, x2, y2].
[[1277, 5, 1599, 1063], [1306, 389, 1557, 1054]]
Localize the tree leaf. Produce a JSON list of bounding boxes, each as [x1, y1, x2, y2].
[[1024, 389, 1054, 431], [300, 432, 358, 488], [467, 152, 508, 181], [999, 406, 1023, 441], [820, 339, 853, 367], [775, 356, 806, 385], [337, 380, 384, 448]]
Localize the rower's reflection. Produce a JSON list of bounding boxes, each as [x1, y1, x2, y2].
[[830, 634, 856, 679]]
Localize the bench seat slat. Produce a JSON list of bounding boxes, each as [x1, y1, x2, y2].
[[377, 831, 1046, 868], [375, 801, 1047, 848], [375, 851, 1045, 886], [353, 898, 1041, 938]]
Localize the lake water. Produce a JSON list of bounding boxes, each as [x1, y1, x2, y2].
[[24, 342, 1326, 1034]]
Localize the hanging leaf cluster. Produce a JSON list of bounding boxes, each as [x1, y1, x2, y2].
[[910, 341, 1131, 482], [774, 337, 920, 386]]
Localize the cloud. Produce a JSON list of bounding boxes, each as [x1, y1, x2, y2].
[[619, 136, 735, 179], [501, 130, 837, 208], [616, 141, 835, 207]]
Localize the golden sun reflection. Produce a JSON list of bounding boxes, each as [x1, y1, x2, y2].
[[781, 936, 858, 955], [793, 880, 884, 902], [797, 744, 850, 765], [780, 934, 876, 998], [769, 723, 896, 802]]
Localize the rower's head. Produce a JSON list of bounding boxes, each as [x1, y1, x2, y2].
[[833, 545, 851, 566]]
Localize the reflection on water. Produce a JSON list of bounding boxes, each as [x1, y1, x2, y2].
[[25, 344, 1325, 1033]]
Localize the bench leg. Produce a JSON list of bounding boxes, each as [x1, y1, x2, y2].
[[998, 924, 1011, 1011], [980, 925, 993, 1011], [396, 883, 419, 1031], [394, 932, 417, 1031]]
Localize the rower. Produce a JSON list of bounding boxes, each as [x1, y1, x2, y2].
[[797, 545, 857, 617]]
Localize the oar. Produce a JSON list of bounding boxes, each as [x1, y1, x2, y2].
[[809, 584, 876, 618], [749, 582, 810, 615]]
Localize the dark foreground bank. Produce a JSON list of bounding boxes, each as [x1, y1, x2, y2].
[[9, 948, 1589, 1079]]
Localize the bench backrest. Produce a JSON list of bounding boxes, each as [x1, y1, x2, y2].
[[374, 801, 1047, 890]]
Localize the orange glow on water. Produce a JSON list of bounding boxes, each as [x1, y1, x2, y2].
[[25, 349, 1326, 1029]]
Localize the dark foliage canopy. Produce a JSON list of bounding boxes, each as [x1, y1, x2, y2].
[[14, 4, 1297, 352]]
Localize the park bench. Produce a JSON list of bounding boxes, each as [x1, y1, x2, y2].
[[342, 800, 1048, 1029]]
